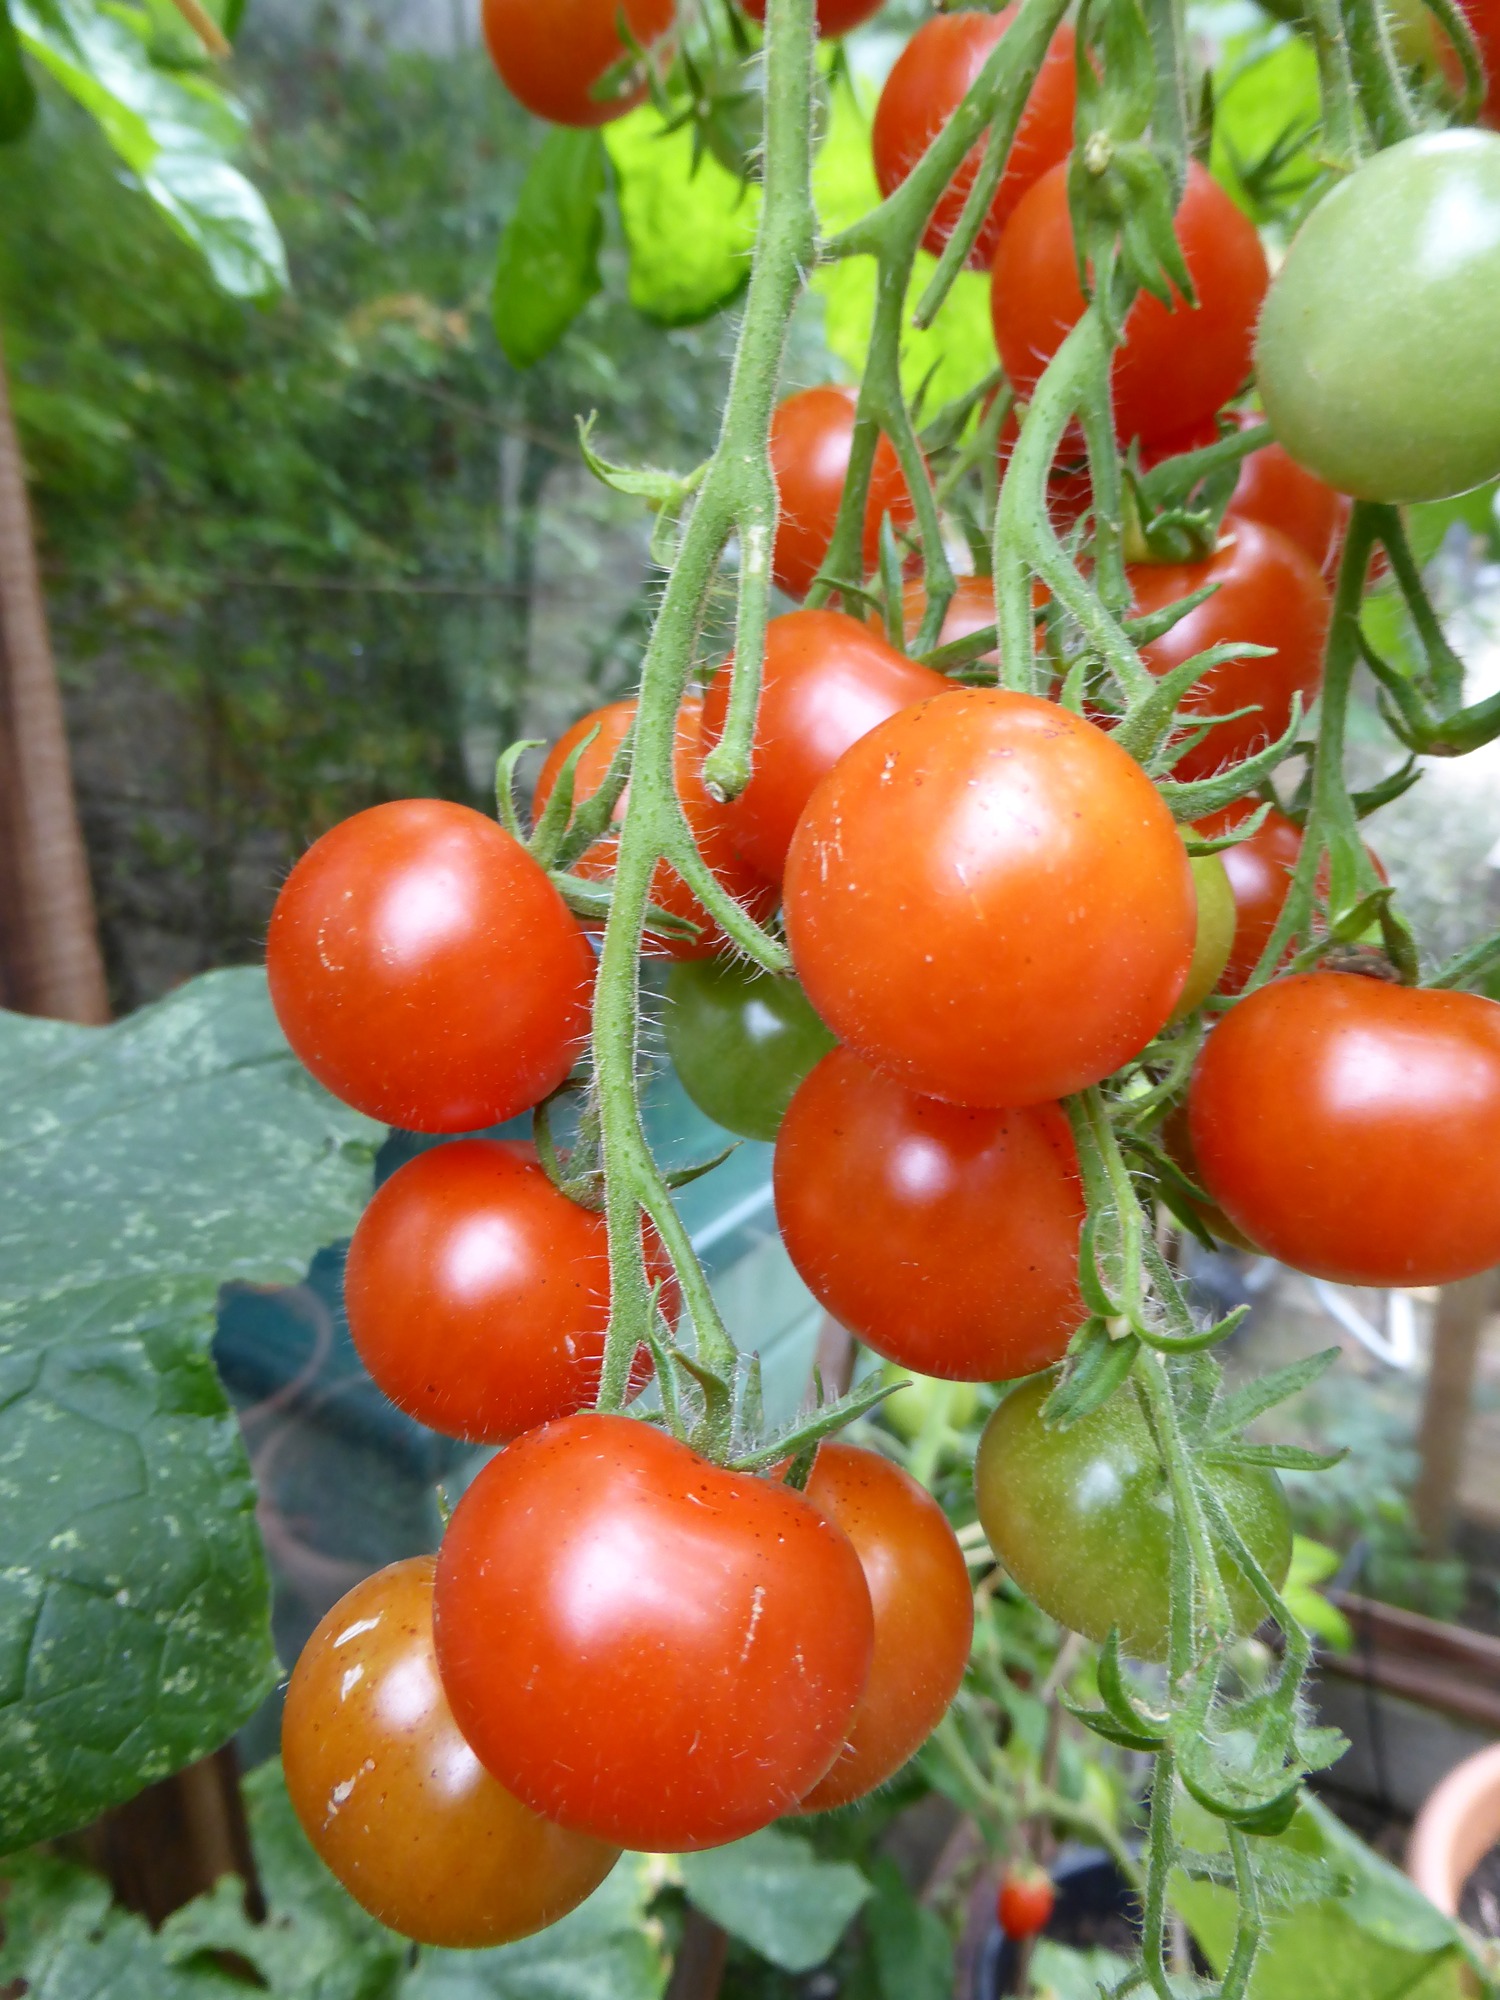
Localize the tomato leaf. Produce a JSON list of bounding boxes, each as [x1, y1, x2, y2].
[[605, 104, 759, 327], [863, 1856, 953, 2000], [1206, 1348, 1340, 1442], [0, 971, 380, 1851], [492, 127, 607, 369], [0, 0, 36, 143], [680, 1825, 871, 1974]]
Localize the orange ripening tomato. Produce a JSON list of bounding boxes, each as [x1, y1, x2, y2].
[[534, 697, 777, 959], [1190, 974, 1500, 1285], [344, 1140, 668, 1443], [774, 1048, 1084, 1380], [1196, 803, 1388, 993], [770, 386, 917, 598], [742, 0, 883, 32], [434, 1413, 874, 1852], [992, 161, 1269, 446], [282, 1559, 618, 1947], [480, 0, 673, 126], [700, 608, 945, 882], [873, 9, 1077, 269], [784, 689, 1197, 1108], [1230, 436, 1353, 580], [884, 575, 998, 659], [797, 1443, 974, 1813], [1129, 518, 1331, 782], [267, 800, 595, 1134]]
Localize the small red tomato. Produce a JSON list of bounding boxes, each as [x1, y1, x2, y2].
[[1195, 804, 1307, 994], [434, 1413, 874, 1852], [1231, 435, 1353, 580], [1128, 518, 1330, 782], [700, 608, 944, 882], [533, 697, 776, 959], [480, 0, 673, 126], [775, 1049, 1084, 1381], [344, 1140, 670, 1443], [770, 386, 917, 598], [998, 1869, 1056, 1939], [797, 1443, 974, 1813], [742, 0, 883, 32], [873, 9, 1077, 269], [1190, 974, 1500, 1285], [992, 160, 1269, 446], [267, 800, 594, 1133], [282, 1559, 618, 1947], [784, 690, 1197, 1108]]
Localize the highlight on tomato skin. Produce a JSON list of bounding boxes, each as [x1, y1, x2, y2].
[[769, 386, 916, 599], [282, 1559, 620, 1949], [344, 1140, 669, 1445], [783, 688, 1198, 1109], [432, 1412, 876, 1854], [796, 1442, 974, 1814], [266, 799, 595, 1135], [774, 1047, 1085, 1382], [1189, 973, 1500, 1288], [480, 0, 674, 128]]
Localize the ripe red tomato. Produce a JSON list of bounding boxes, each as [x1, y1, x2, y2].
[[797, 1443, 973, 1813], [700, 608, 944, 881], [783, 690, 1197, 1108], [774, 1048, 1084, 1380], [434, 1413, 874, 1851], [770, 387, 916, 598], [1195, 804, 1306, 994], [267, 801, 594, 1133], [534, 697, 776, 959], [997, 1870, 1056, 1940], [887, 574, 999, 658], [742, 0, 882, 32], [1230, 436, 1352, 580], [872, 10, 1077, 269], [282, 1559, 618, 1947], [992, 161, 1269, 445], [480, 0, 673, 126], [1128, 518, 1330, 782], [1190, 974, 1500, 1286], [344, 1140, 670, 1444]]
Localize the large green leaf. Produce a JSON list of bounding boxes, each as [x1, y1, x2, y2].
[[11, 0, 286, 296], [679, 1825, 871, 1974], [0, 0, 36, 142], [492, 127, 607, 369], [605, 106, 760, 328], [0, 970, 379, 1853]]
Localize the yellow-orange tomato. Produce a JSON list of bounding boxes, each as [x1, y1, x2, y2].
[[282, 1559, 618, 1947]]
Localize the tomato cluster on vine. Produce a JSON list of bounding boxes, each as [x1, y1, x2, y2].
[[263, 0, 1500, 1957]]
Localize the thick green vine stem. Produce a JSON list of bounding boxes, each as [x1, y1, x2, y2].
[[591, 0, 816, 1416]]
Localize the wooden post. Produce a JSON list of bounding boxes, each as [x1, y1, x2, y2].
[[1413, 1271, 1497, 1557], [0, 318, 109, 1023]]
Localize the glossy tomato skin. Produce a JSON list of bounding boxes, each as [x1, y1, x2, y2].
[[784, 690, 1197, 1108], [1129, 519, 1330, 783], [742, 0, 883, 32], [701, 608, 944, 881], [993, 161, 1269, 445], [534, 697, 776, 959], [1189, 974, 1500, 1286], [797, 1443, 973, 1813], [663, 959, 835, 1142], [434, 1413, 874, 1852], [267, 801, 594, 1133], [975, 1374, 1292, 1661], [1256, 131, 1500, 502], [770, 387, 916, 598], [873, 10, 1076, 269], [775, 1048, 1085, 1380], [481, 0, 673, 126], [1231, 437, 1352, 580], [344, 1140, 669, 1443], [282, 1559, 618, 1947], [998, 1872, 1056, 1939]]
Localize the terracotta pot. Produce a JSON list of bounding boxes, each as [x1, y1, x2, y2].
[[1407, 1742, 1500, 1916]]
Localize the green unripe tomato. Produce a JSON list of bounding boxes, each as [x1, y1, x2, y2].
[[880, 1362, 981, 1443], [1171, 854, 1236, 1023], [663, 959, 836, 1142], [974, 1373, 1292, 1661], [1255, 131, 1500, 503]]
